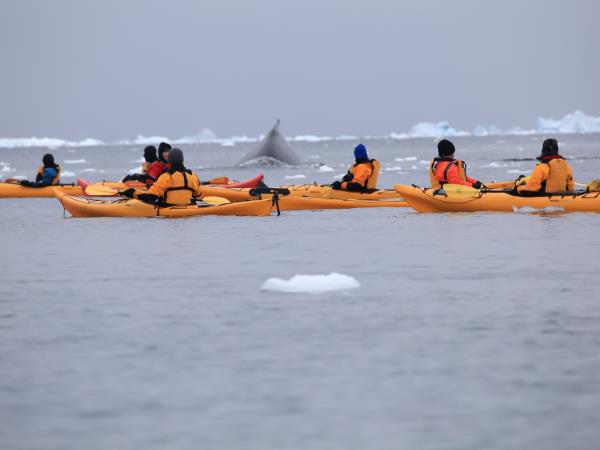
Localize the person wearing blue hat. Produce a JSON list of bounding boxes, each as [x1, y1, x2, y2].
[[331, 144, 380, 192]]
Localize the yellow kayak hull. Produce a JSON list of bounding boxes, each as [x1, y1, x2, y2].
[[0, 182, 82, 198], [394, 184, 600, 213], [55, 192, 273, 218]]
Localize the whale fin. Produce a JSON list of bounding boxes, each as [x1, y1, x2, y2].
[[237, 120, 302, 166]]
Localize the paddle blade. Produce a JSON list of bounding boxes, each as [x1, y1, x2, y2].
[[320, 186, 332, 198], [200, 196, 231, 205], [85, 185, 120, 196], [439, 184, 481, 195], [2, 178, 22, 184]]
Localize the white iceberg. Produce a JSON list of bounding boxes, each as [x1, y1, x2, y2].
[[261, 273, 360, 293], [318, 165, 334, 172]]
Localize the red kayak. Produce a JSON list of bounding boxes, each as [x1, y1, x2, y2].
[[224, 173, 264, 188]]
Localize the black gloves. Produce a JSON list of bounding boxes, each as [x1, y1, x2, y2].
[[341, 171, 353, 182], [120, 188, 135, 198], [331, 181, 342, 190], [137, 193, 159, 203], [20, 180, 34, 187], [472, 181, 483, 189]]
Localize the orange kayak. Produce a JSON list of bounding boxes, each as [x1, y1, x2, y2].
[[199, 184, 405, 203], [55, 191, 273, 218], [0, 181, 82, 198], [276, 196, 408, 210], [394, 184, 600, 213]]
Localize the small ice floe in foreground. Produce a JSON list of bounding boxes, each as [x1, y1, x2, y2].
[[284, 174, 307, 180], [81, 168, 97, 173], [512, 205, 565, 214], [395, 156, 417, 162], [261, 273, 360, 293], [64, 159, 87, 164], [61, 170, 76, 177], [507, 169, 523, 174], [318, 165, 334, 172]]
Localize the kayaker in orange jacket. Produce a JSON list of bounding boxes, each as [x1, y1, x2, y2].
[[429, 140, 483, 189], [516, 138, 574, 194], [331, 144, 379, 192]]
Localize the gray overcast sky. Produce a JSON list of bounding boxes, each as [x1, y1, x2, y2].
[[0, 0, 598, 140]]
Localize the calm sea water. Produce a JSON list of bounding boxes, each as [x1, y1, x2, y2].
[[1, 134, 600, 450]]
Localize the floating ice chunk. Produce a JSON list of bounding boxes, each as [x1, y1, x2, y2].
[[65, 159, 86, 164], [507, 169, 523, 174], [174, 129, 217, 144], [220, 140, 235, 147], [318, 165, 334, 172], [261, 273, 360, 293], [334, 135, 357, 141], [133, 135, 171, 145], [385, 166, 403, 171], [61, 170, 76, 177], [395, 156, 417, 162], [0, 137, 103, 148], [389, 132, 409, 140], [284, 174, 307, 180], [292, 135, 333, 142], [512, 205, 565, 214], [1, 165, 15, 173], [307, 155, 321, 160], [537, 110, 600, 134], [81, 168, 97, 173], [128, 166, 143, 174], [408, 121, 469, 138], [482, 162, 507, 168]]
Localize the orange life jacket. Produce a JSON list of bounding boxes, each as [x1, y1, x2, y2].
[[163, 170, 200, 205], [539, 158, 571, 193], [429, 158, 468, 188], [343, 159, 380, 190]]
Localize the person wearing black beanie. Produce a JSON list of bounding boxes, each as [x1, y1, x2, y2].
[[429, 139, 484, 189], [20, 153, 62, 187], [157, 142, 171, 163], [121, 148, 201, 206], [122, 145, 159, 183], [142, 142, 172, 185], [516, 138, 574, 194]]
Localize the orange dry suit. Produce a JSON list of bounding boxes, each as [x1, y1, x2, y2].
[[135, 168, 201, 205], [429, 158, 478, 188], [340, 159, 380, 191], [517, 156, 574, 193]]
